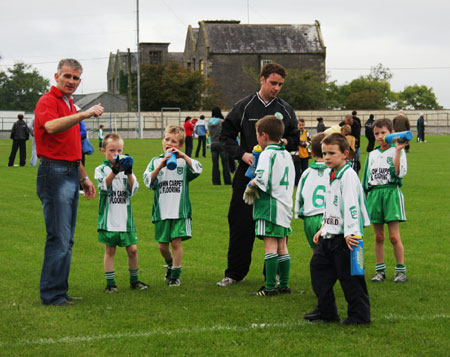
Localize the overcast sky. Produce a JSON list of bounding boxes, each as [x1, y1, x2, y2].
[[1, 0, 449, 108]]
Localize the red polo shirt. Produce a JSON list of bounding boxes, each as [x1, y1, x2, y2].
[[184, 120, 194, 137], [34, 86, 81, 161]]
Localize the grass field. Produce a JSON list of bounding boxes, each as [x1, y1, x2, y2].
[[0, 136, 449, 356]]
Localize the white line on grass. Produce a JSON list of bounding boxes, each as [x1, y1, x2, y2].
[[2, 314, 449, 348]]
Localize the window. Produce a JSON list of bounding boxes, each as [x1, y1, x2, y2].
[[149, 51, 162, 64], [199, 60, 204, 73], [261, 59, 272, 68]]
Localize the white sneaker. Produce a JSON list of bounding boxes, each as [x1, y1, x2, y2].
[[216, 277, 241, 287], [394, 272, 407, 283], [371, 272, 386, 282]]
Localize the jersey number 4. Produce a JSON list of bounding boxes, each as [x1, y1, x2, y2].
[[280, 167, 290, 190]]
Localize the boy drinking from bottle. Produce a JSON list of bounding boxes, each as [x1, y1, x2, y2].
[[143, 126, 202, 286], [95, 133, 148, 292], [305, 133, 371, 325], [362, 118, 409, 283]]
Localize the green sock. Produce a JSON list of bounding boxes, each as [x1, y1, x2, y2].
[[395, 264, 406, 273], [105, 271, 116, 286], [129, 269, 138, 283], [278, 254, 291, 288], [265, 253, 278, 290], [171, 266, 181, 279], [375, 263, 386, 273]]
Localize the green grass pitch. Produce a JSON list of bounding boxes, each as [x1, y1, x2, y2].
[[0, 136, 449, 356]]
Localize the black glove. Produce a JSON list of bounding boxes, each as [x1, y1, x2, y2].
[[112, 155, 122, 174], [124, 165, 133, 175]]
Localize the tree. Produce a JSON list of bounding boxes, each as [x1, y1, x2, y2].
[[0, 62, 50, 111], [137, 63, 221, 111], [397, 84, 443, 110]]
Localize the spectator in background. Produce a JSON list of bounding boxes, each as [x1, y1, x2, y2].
[[417, 113, 426, 143], [209, 107, 232, 185], [365, 114, 375, 152], [316, 117, 325, 133], [8, 114, 29, 166], [184, 116, 194, 157], [194, 115, 207, 158], [340, 114, 361, 174], [29, 117, 38, 166], [292, 118, 311, 185], [393, 110, 411, 152]]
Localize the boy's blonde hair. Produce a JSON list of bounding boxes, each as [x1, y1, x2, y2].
[[102, 133, 123, 149], [255, 115, 284, 142], [164, 125, 185, 146], [341, 124, 352, 136]]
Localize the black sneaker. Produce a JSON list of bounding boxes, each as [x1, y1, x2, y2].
[[251, 286, 279, 297], [130, 281, 148, 290], [163, 265, 172, 284], [342, 318, 370, 326], [104, 285, 119, 293], [277, 286, 291, 294], [304, 307, 339, 323], [168, 278, 181, 287]]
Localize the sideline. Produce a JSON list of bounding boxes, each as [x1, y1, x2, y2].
[[2, 314, 449, 347]]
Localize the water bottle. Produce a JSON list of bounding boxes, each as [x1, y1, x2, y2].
[[384, 131, 413, 144], [166, 151, 177, 170], [245, 145, 262, 179], [350, 237, 364, 276]]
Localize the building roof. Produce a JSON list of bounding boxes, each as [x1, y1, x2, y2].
[[202, 22, 325, 54]]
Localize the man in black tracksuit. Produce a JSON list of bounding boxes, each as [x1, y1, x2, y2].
[[217, 63, 299, 286], [8, 114, 29, 166]]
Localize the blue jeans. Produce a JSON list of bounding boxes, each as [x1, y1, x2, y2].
[[37, 160, 79, 305]]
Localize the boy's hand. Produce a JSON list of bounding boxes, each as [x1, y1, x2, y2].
[[395, 140, 409, 151], [243, 183, 260, 205], [345, 235, 360, 251], [112, 154, 133, 174], [313, 230, 322, 244]]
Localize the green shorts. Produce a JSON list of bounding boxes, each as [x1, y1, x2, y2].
[[367, 185, 406, 224], [255, 219, 292, 240], [154, 218, 192, 243], [98, 230, 138, 247], [303, 214, 323, 249]]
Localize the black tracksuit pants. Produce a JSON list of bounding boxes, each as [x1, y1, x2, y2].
[[224, 163, 255, 281], [310, 235, 371, 323]]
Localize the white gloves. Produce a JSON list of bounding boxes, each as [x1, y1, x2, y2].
[[243, 184, 260, 205]]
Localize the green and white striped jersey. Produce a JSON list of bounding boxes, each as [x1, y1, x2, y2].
[[295, 161, 330, 219], [322, 162, 370, 238], [362, 145, 407, 193], [143, 155, 202, 222], [253, 143, 295, 228], [95, 161, 139, 232]]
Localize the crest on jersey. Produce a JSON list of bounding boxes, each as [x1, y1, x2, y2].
[[333, 195, 338, 206], [274, 112, 283, 120], [256, 169, 264, 178], [177, 167, 184, 175], [386, 157, 394, 166], [350, 205, 358, 219]]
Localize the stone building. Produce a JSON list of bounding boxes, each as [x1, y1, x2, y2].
[[107, 20, 326, 108]]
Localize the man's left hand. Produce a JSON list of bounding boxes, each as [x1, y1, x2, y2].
[[81, 179, 96, 199]]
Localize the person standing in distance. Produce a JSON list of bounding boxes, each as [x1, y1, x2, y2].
[[217, 63, 299, 287], [34, 58, 104, 306]]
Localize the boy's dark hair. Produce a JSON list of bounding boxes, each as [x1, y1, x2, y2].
[[322, 133, 349, 153], [311, 133, 326, 157], [373, 118, 393, 132], [260, 63, 286, 79], [99, 124, 104, 128], [102, 133, 123, 149], [200, 115, 205, 120], [297, 118, 305, 124], [184, 116, 191, 123], [18, 114, 24, 120], [256, 115, 284, 142]]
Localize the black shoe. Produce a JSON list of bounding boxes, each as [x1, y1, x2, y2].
[[277, 286, 291, 294], [251, 286, 279, 297], [304, 309, 339, 323], [57, 300, 75, 306], [342, 318, 370, 326], [131, 281, 148, 290]]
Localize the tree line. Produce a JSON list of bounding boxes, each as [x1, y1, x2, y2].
[[0, 61, 442, 112]]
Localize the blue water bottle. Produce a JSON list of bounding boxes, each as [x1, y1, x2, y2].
[[245, 145, 262, 179], [350, 237, 364, 276], [166, 151, 177, 170], [384, 131, 413, 144]]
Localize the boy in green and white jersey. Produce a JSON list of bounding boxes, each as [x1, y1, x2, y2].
[[362, 118, 409, 283], [95, 133, 148, 293], [243, 115, 295, 297], [295, 133, 330, 253], [143, 126, 202, 286]]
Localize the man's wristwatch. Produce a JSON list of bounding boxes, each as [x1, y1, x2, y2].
[[79, 176, 89, 183]]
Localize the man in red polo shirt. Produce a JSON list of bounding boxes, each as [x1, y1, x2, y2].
[[35, 58, 104, 306]]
